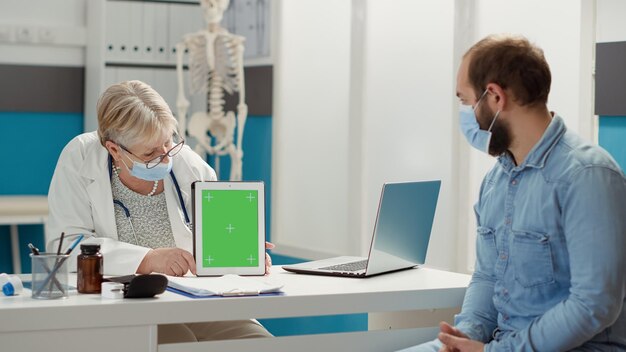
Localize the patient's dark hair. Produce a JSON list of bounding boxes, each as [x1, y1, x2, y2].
[[464, 34, 551, 108]]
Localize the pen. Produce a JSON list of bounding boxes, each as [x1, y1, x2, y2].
[[28, 243, 40, 256], [28, 243, 65, 292], [48, 232, 67, 293], [63, 234, 84, 255], [34, 234, 85, 296], [56, 232, 65, 256]]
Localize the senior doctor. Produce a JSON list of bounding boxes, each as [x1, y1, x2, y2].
[[48, 80, 274, 342], [48, 80, 274, 276]]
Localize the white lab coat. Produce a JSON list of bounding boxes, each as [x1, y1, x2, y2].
[[47, 132, 217, 275]]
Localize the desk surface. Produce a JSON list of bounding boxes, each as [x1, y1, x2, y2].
[[0, 266, 470, 333]]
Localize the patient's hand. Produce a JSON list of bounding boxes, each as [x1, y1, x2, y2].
[[438, 321, 484, 352], [137, 248, 197, 276], [265, 242, 275, 274]]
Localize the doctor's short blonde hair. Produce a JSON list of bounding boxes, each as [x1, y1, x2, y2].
[[96, 80, 178, 148]]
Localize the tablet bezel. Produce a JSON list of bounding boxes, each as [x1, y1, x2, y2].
[[192, 181, 265, 276]]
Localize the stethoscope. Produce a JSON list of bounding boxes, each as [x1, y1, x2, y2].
[[108, 155, 190, 245]]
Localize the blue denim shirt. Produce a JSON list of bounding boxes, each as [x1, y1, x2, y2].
[[454, 116, 626, 351]]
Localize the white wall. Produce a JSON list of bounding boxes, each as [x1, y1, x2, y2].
[[357, 0, 458, 270], [597, 0, 626, 42], [271, 0, 354, 259], [272, 0, 460, 270]]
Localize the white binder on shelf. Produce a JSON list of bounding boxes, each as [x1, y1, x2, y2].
[[104, 67, 119, 88], [105, 0, 130, 63], [116, 67, 155, 88], [141, 2, 157, 63], [153, 2, 170, 64], [128, 1, 144, 63], [167, 3, 204, 65], [152, 69, 178, 111]]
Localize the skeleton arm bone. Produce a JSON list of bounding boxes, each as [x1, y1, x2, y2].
[[175, 41, 190, 136], [227, 144, 242, 181], [235, 40, 247, 160]]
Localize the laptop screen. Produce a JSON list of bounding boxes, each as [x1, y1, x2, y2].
[[368, 180, 440, 266]]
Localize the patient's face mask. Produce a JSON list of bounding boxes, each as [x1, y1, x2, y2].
[[459, 90, 501, 154]]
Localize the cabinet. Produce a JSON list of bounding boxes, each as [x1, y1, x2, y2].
[[85, 0, 272, 132]]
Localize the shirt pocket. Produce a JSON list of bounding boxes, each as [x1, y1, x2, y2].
[[511, 231, 555, 287], [475, 226, 497, 275]]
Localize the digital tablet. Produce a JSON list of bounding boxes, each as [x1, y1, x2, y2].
[[192, 181, 265, 276]]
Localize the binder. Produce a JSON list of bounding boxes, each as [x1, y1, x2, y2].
[[142, 1, 157, 63], [105, 0, 130, 63], [128, 1, 144, 62], [153, 2, 170, 64], [167, 3, 204, 65], [151, 68, 177, 110], [235, 0, 257, 58], [104, 67, 119, 88]]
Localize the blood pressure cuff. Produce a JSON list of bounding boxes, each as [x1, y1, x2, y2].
[[105, 274, 167, 298]]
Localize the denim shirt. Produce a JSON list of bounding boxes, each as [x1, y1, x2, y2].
[[455, 116, 626, 351]]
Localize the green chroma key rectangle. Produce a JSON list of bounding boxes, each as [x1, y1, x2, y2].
[[201, 190, 259, 267]]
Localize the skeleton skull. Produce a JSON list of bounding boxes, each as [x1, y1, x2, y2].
[[200, 0, 231, 25]]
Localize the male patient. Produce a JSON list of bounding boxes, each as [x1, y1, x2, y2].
[[402, 34, 626, 351]]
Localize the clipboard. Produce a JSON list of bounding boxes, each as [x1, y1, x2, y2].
[[166, 274, 284, 298], [166, 286, 284, 299]]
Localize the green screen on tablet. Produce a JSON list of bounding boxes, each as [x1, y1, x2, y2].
[[200, 190, 259, 268]]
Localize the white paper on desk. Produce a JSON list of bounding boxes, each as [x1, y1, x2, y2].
[[166, 274, 284, 297]]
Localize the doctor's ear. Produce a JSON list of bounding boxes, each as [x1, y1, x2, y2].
[[104, 141, 122, 160]]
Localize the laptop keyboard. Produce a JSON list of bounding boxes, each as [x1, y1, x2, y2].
[[320, 260, 368, 272]]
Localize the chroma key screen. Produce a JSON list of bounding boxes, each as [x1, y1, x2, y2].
[[201, 190, 259, 267]]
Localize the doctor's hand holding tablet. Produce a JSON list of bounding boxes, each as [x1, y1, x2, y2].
[[136, 241, 275, 276]]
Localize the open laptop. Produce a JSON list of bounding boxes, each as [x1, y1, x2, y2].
[[282, 180, 441, 278]]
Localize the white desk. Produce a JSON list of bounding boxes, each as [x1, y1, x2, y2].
[[0, 267, 470, 352], [0, 196, 48, 274]]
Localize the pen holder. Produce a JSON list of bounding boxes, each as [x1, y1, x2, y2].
[[30, 253, 70, 299]]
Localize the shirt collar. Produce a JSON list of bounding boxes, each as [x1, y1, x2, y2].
[[497, 114, 567, 172]]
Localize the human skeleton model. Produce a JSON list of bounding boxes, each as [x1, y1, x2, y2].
[[176, 0, 247, 181]]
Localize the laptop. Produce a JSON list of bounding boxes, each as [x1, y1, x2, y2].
[[282, 180, 441, 278]]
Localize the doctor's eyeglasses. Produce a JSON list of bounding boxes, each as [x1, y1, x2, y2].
[[120, 136, 185, 169]]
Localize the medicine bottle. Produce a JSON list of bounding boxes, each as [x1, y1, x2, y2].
[[77, 244, 103, 294]]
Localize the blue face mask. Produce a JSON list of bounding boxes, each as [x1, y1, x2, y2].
[[121, 151, 173, 181], [459, 90, 500, 154]]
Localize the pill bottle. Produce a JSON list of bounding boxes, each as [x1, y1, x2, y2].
[[77, 244, 103, 294]]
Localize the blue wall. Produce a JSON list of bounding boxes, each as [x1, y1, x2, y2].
[[0, 112, 83, 273], [0, 112, 83, 195], [599, 116, 626, 171]]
